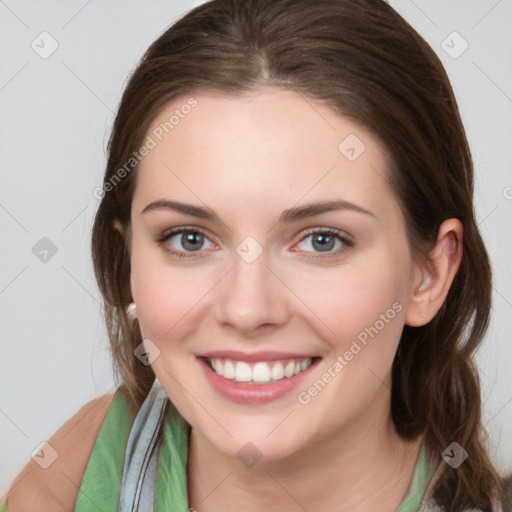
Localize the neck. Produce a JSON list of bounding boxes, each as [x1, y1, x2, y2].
[[186, 390, 423, 512]]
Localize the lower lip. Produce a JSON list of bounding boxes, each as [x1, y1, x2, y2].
[[198, 357, 320, 404]]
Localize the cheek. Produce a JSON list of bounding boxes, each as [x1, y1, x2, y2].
[[281, 256, 408, 352], [330, 278, 404, 352], [129, 235, 215, 342], [132, 268, 214, 342], [325, 263, 409, 398], [291, 263, 408, 429]]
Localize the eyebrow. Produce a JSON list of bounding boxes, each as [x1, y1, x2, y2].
[[141, 199, 375, 223]]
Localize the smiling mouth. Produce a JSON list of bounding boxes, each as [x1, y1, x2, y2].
[[201, 356, 320, 385]]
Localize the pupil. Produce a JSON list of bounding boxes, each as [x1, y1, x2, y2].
[[183, 232, 203, 251], [313, 234, 334, 252]]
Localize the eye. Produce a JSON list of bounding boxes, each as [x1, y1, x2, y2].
[[157, 227, 215, 258], [293, 228, 353, 258], [156, 226, 353, 259]]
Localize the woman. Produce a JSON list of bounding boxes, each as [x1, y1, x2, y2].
[[3, 0, 511, 510]]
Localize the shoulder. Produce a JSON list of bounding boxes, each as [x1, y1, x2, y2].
[[3, 391, 116, 512]]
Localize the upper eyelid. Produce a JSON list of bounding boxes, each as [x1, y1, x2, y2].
[[159, 226, 349, 240], [300, 227, 352, 242]]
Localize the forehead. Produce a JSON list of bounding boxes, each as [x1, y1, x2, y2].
[[133, 86, 400, 223]]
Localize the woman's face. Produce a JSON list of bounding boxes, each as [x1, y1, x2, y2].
[[129, 86, 419, 461]]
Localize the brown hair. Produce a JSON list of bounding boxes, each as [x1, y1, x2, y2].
[[91, 0, 506, 508]]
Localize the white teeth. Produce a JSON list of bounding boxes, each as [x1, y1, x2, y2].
[[252, 362, 271, 383], [213, 359, 222, 374], [271, 362, 284, 380], [235, 361, 252, 382], [208, 357, 313, 384], [284, 361, 295, 378], [224, 360, 235, 379]]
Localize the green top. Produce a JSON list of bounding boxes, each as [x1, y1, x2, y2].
[[0, 389, 429, 511], [396, 446, 428, 512], [76, 388, 429, 511], [73, 388, 190, 511]]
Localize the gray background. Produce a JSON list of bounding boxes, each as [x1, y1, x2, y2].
[[1, 0, 511, 495]]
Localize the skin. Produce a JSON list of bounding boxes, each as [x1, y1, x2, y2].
[[4, 393, 116, 511], [124, 86, 462, 511]]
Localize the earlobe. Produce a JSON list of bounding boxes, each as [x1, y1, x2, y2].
[[405, 268, 435, 327], [405, 218, 463, 327]]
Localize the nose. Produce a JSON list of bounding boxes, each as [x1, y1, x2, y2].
[[214, 248, 291, 336]]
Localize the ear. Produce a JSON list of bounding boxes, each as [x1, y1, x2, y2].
[[404, 218, 463, 327]]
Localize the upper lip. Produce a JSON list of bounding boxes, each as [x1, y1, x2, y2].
[[198, 350, 319, 362]]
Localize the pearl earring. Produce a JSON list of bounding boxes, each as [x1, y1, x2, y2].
[[126, 302, 137, 320]]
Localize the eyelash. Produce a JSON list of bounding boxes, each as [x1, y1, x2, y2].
[[156, 226, 354, 260]]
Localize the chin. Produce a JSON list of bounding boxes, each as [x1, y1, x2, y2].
[[206, 429, 308, 465]]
